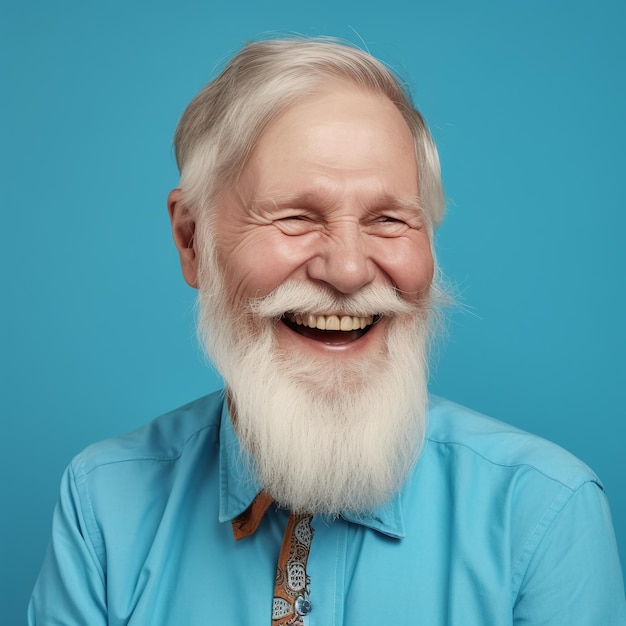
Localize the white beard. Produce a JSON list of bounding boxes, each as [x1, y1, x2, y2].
[[197, 242, 433, 516]]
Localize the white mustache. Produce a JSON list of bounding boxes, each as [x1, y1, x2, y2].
[[249, 281, 419, 319]]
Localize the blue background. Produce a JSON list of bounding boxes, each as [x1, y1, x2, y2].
[[2, 0, 625, 621]]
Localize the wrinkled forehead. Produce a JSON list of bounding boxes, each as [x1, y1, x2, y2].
[[229, 83, 418, 197], [235, 81, 415, 187]]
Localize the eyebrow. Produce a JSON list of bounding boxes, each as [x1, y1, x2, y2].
[[251, 192, 424, 215]]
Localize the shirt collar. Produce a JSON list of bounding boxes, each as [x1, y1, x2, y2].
[[218, 396, 406, 538], [341, 492, 405, 539], [218, 398, 261, 524]]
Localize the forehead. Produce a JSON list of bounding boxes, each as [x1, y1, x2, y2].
[[239, 86, 419, 204]]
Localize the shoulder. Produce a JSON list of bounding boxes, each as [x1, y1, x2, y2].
[[36, 391, 228, 599], [416, 397, 626, 621], [420, 397, 610, 596], [424, 395, 601, 492], [71, 390, 226, 479]]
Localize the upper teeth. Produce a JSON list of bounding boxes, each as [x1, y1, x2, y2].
[[286, 313, 374, 331]]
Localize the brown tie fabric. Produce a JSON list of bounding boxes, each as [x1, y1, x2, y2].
[[232, 493, 314, 625], [271, 512, 314, 625]]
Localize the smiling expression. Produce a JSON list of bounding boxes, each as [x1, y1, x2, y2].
[[212, 85, 435, 357]]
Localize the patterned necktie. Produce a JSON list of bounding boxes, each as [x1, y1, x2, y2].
[[232, 492, 315, 625]]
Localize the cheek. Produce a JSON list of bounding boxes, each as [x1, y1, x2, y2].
[[379, 239, 434, 298], [403, 255, 434, 295], [219, 232, 315, 302]]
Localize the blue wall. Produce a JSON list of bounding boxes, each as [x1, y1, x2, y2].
[[3, 0, 624, 621]]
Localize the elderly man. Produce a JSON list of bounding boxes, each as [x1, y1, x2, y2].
[[29, 38, 625, 625]]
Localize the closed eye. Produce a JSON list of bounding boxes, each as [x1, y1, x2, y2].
[[274, 214, 320, 235], [378, 216, 405, 223], [367, 215, 410, 236]]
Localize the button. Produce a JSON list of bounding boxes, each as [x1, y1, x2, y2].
[[295, 596, 312, 615]]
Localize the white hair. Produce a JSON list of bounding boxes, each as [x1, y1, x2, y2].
[[196, 237, 434, 515], [174, 37, 445, 229]]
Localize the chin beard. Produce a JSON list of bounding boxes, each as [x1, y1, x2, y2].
[[198, 232, 432, 516], [196, 249, 433, 515]]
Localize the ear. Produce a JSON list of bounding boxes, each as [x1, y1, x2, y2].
[[168, 188, 199, 289]]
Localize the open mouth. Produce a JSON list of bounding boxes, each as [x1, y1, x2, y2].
[[281, 312, 380, 344]]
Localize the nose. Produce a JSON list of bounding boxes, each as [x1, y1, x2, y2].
[[306, 221, 375, 294]]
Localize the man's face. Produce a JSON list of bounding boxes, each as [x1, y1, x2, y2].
[[213, 86, 434, 362], [175, 85, 436, 513]]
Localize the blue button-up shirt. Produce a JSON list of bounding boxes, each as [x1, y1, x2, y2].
[[29, 392, 626, 624]]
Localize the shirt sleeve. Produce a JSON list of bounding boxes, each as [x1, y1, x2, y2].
[[513, 480, 626, 625], [28, 463, 108, 625]]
